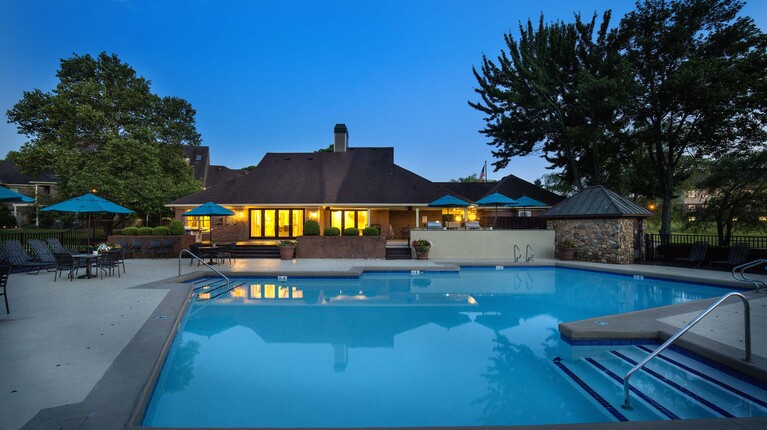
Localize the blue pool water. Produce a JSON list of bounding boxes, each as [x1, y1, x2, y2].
[[142, 267, 729, 427]]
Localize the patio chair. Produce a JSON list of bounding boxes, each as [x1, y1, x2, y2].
[[130, 239, 144, 258], [46, 237, 76, 254], [28, 239, 58, 269], [711, 242, 750, 269], [674, 242, 708, 268], [0, 264, 9, 313], [53, 252, 86, 282], [96, 249, 121, 279], [147, 240, 170, 259], [188, 244, 215, 266], [0, 240, 54, 274], [115, 247, 127, 273], [218, 242, 236, 264], [115, 240, 133, 259]]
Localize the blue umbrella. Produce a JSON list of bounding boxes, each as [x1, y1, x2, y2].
[[41, 193, 133, 247], [506, 195, 546, 207], [182, 202, 235, 244], [427, 195, 471, 208], [0, 185, 34, 203], [476, 192, 517, 226], [41, 193, 133, 214]]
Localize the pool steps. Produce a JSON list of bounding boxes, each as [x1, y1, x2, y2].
[[554, 345, 767, 422]]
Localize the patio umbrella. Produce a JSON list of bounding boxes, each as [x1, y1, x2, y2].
[[0, 185, 34, 203], [506, 195, 546, 207], [41, 193, 133, 247], [475, 192, 517, 226], [427, 195, 472, 228], [181, 202, 235, 244]]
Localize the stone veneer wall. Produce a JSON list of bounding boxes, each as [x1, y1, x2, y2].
[[547, 218, 639, 264]]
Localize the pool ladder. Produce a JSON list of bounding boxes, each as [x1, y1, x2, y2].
[[731, 259, 767, 292], [513, 244, 534, 263], [178, 249, 232, 300], [622, 291, 753, 410]]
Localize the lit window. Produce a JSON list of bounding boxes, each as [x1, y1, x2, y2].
[[688, 216, 696, 222]]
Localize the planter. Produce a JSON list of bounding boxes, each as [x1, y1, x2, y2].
[[559, 248, 576, 261], [279, 246, 296, 260], [415, 246, 431, 260]]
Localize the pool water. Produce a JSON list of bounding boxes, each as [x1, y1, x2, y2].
[[142, 267, 728, 427]]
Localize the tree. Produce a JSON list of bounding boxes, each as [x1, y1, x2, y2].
[[690, 151, 767, 245], [470, 12, 632, 193], [6, 52, 202, 219], [615, 0, 767, 237], [450, 173, 480, 183]]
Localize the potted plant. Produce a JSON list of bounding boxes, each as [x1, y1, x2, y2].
[[559, 239, 576, 261], [412, 239, 432, 260], [277, 240, 296, 260]]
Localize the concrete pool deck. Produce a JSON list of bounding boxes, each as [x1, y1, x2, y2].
[[0, 257, 765, 430]]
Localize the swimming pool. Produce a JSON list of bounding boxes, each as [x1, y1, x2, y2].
[[142, 267, 742, 427]]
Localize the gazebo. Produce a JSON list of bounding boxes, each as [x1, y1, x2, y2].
[[539, 186, 653, 264]]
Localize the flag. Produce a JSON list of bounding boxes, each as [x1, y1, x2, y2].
[[479, 161, 487, 182]]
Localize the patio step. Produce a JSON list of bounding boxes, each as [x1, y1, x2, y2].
[[231, 244, 280, 259], [385, 245, 412, 260], [552, 345, 767, 422]]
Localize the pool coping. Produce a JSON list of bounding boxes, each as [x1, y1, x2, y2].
[[20, 261, 767, 430]]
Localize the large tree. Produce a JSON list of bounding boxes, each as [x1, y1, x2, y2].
[[615, 0, 767, 237], [6, 52, 202, 219], [470, 12, 632, 192]]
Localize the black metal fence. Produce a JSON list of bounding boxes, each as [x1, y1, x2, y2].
[[0, 219, 118, 253], [645, 233, 767, 264]]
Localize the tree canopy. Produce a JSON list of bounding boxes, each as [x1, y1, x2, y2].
[[6, 52, 202, 219], [471, 0, 767, 235]]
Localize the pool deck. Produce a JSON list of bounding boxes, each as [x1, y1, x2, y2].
[[0, 257, 765, 430]]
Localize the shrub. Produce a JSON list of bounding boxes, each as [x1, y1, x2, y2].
[[168, 220, 185, 235], [324, 227, 341, 236], [362, 227, 380, 236], [122, 227, 139, 235], [343, 227, 359, 236], [137, 227, 154, 236], [276, 240, 296, 247], [303, 219, 320, 236], [153, 226, 170, 235]]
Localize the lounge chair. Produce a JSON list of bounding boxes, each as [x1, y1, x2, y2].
[[28, 239, 58, 268], [711, 242, 750, 269], [0, 264, 10, 313], [0, 240, 54, 274], [46, 237, 76, 254], [674, 242, 708, 268]]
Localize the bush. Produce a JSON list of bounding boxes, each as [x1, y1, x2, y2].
[[343, 227, 359, 236], [122, 227, 139, 235], [303, 219, 320, 236], [168, 220, 185, 235], [362, 227, 380, 236], [137, 227, 154, 236], [324, 227, 341, 236], [153, 226, 170, 235]]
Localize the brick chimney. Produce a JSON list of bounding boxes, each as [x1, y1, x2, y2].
[[333, 124, 348, 152]]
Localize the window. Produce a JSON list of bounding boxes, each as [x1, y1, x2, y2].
[[330, 210, 367, 233], [250, 209, 305, 238], [518, 210, 532, 217]]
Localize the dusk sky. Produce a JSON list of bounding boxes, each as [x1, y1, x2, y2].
[[1, 1, 765, 183]]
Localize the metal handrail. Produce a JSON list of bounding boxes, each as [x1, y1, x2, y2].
[[732, 259, 767, 292], [513, 244, 522, 262], [178, 249, 231, 299], [526, 244, 534, 262], [622, 291, 753, 410]]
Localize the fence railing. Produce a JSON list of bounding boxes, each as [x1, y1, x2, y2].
[[0, 219, 123, 253], [645, 233, 767, 263], [492, 217, 547, 230]]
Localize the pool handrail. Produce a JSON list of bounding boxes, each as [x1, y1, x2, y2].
[[621, 291, 753, 410], [526, 244, 534, 262], [178, 249, 231, 299], [731, 259, 767, 292], [513, 244, 522, 262]]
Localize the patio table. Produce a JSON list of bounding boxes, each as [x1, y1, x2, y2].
[[197, 246, 220, 265], [72, 253, 100, 279]]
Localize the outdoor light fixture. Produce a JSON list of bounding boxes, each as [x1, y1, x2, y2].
[[647, 203, 656, 211]]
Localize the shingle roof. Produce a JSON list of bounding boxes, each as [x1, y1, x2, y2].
[[182, 145, 210, 184], [539, 185, 652, 219], [0, 159, 57, 184], [437, 174, 563, 206], [169, 147, 459, 206], [205, 165, 246, 188]]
